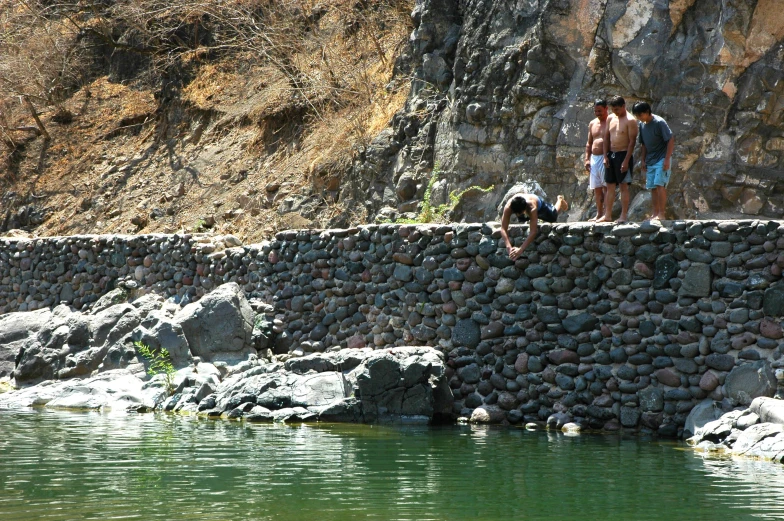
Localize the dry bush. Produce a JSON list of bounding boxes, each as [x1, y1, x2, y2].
[[0, 1, 87, 109]]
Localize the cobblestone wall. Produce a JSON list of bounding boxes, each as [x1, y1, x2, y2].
[[3, 219, 784, 434]]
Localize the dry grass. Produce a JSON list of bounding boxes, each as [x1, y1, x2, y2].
[[0, 0, 413, 243], [182, 63, 243, 110]]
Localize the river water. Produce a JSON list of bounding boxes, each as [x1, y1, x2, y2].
[[1, 409, 783, 521]]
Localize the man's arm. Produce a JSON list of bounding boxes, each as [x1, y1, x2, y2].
[[514, 211, 538, 259], [584, 122, 594, 171], [603, 118, 612, 166], [622, 117, 638, 171], [500, 203, 515, 257], [664, 135, 675, 171]]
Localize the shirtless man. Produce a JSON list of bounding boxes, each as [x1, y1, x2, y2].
[[499, 193, 568, 260], [597, 95, 638, 223], [584, 99, 608, 221]]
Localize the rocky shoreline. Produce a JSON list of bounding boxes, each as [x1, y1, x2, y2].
[[0, 281, 453, 424], [2, 220, 784, 446], [687, 397, 784, 462]]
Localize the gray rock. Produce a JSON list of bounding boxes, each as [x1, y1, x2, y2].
[[173, 283, 255, 361], [132, 310, 192, 365], [680, 263, 711, 297], [0, 370, 162, 410], [291, 373, 349, 407], [724, 361, 777, 405], [683, 399, 722, 438], [457, 363, 481, 384], [735, 411, 760, 430], [705, 354, 734, 372], [562, 313, 598, 334], [0, 309, 52, 378], [452, 319, 480, 348], [653, 256, 678, 289], [732, 423, 784, 455], [763, 283, 784, 317], [750, 396, 784, 425], [638, 388, 664, 413], [393, 265, 413, 282], [620, 406, 641, 428]]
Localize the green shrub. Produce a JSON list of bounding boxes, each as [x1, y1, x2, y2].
[[393, 164, 493, 224], [134, 341, 176, 394]]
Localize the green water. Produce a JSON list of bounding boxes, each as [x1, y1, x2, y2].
[[1, 410, 783, 520]]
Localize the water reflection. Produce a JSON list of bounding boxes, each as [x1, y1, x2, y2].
[[1, 410, 784, 520], [687, 451, 784, 519]]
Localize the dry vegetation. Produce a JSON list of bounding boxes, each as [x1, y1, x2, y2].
[[0, 0, 413, 242]]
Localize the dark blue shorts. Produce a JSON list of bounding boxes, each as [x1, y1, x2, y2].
[[606, 151, 633, 185], [539, 200, 558, 223]]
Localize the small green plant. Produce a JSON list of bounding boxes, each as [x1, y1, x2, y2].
[[194, 218, 207, 232], [394, 164, 494, 224], [111, 287, 130, 305], [134, 341, 176, 394]]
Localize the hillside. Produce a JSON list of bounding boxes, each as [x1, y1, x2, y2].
[[0, 0, 412, 242]]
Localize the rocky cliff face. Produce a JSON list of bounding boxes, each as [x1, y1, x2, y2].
[[347, 0, 784, 222]]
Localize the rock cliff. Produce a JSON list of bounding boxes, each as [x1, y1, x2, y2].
[[347, 0, 784, 222]]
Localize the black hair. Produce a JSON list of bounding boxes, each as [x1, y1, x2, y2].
[[609, 95, 625, 107], [509, 195, 527, 216], [632, 101, 652, 115], [594, 99, 607, 107]]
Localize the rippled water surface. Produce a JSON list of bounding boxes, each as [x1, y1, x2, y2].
[[2, 409, 784, 520]]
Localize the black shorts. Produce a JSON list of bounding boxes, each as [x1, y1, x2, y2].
[[606, 151, 633, 184], [538, 200, 558, 223]]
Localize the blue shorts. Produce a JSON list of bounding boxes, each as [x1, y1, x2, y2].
[[646, 159, 671, 190]]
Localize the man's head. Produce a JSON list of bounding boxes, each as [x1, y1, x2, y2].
[[593, 99, 608, 120], [632, 101, 653, 123], [609, 95, 626, 117], [509, 196, 527, 216]]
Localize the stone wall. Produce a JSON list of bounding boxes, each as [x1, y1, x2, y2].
[[3, 219, 784, 435]]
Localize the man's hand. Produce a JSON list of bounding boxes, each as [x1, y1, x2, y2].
[[664, 158, 670, 171], [603, 156, 609, 168], [621, 159, 629, 173], [640, 160, 646, 173], [509, 246, 523, 260], [584, 160, 590, 172]]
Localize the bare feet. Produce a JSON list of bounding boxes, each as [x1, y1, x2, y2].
[[595, 215, 613, 223], [555, 195, 569, 213], [616, 214, 629, 224]]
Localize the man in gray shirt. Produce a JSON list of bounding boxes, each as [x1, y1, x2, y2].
[[632, 101, 674, 221]]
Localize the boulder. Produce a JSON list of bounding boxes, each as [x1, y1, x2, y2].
[[731, 423, 784, 455], [683, 399, 722, 438], [173, 283, 255, 361], [291, 373, 349, 407], [211, 346, 451, 424], [0, 309, 52, 378], [724, 360, 777, 405], [750, 396, 784, 425], [0, 369, 164, 410], [131, 310, 192, 365]]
